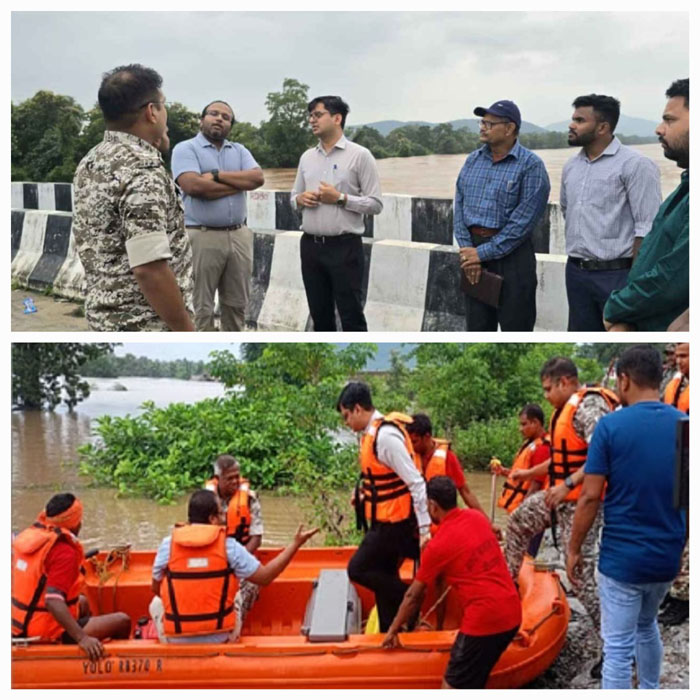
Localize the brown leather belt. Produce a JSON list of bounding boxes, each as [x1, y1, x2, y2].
[[468, 225, 500, 238], [186, 224, 244, 231]]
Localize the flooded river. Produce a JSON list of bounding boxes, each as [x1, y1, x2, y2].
[[263, 143, 680, 201], [12, 377, 509, 549]]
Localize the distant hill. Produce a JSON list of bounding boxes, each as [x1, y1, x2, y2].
[[545, 114, 659, 138], [354, 119, 545, 137], [350, 114, 658, 138]]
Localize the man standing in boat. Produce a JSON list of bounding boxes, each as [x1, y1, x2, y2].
[[205, 454, 265, 640], [12, 493, 132, 660], [150, 489, 317, 643], [382, 476, 521, 688], [337, 382, 431, 632]]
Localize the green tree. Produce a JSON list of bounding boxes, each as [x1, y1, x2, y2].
[[259, 78, 313, 167], [12, 91, 85, 182], [12, 343, 115, 410]]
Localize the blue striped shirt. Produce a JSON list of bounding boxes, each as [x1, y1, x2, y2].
[[453, 140, 550, 261], [561, 137, 661, 260]]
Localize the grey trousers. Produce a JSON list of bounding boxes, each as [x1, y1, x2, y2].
[[186, 225, 253, 331]]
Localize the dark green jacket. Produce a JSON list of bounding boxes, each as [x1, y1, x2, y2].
[[604, 171, 689, 331]]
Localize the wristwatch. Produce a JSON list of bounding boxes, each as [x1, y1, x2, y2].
[[211, 169, 220, 183], [336, 193, 347, 207], [564, 476, 575, 490]]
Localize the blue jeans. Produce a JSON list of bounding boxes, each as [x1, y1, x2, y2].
[[599, 571, 673, 688]]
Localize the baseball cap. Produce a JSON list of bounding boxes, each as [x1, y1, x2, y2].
[[474, 100, 521, 129]]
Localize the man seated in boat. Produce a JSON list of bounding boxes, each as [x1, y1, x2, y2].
[[405, 413, 497, 534], [337, 381, 431, 633], [491, 403, 551, 560], [150, 489, 317, 643], [12, 493, 132, 661], [205, 454, 264, 640], [382, 476, 521, 689]]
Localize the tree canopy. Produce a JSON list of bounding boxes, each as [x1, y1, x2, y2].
[[12, 343, 114, 410]]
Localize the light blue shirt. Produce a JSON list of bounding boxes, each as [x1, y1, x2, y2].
[[560, 137, 661, 260], [152, 531, 260, 643], [171, 132, 259, 227]]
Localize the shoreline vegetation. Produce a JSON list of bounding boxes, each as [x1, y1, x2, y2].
[[12, 78, 656, 183]]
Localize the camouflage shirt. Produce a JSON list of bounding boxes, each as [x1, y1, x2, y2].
[[573, 392, 614, 443], [72, 131, 193, 331]]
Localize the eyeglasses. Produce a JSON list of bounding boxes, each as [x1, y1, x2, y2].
[[205, 110, 233, 122], [309, 110, 330, 121], [480, 119, 510, 130]]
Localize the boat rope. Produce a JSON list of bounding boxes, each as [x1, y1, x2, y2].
[[415, 585, 453, 631], [86, 545, 132, 614]]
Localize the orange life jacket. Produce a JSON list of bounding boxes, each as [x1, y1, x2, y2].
[[11, 521, 84, 641], [498, 435, 550, 514], [549, 387, 619, 502], [417, 438, 450, 482], [205, 477, 252, 544], [161, 524, 238, 637], [360, 417, 416, 526], [664, 373, 689, 414]]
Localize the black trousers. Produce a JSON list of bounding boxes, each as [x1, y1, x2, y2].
[[300, 233, 367, 331], [465, 235, 537, 331], [444, 626, 520, 688], [347, 519, 419, 632], [565, 259, 630, 331]]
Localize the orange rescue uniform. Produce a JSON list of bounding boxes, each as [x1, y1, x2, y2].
[[498, 435, 550, 514], [663, 373, 689, 414]]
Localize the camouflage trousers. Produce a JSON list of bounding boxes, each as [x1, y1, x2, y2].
[[504, 489, 602, 631], [670, 540, 689, 601], [231, 579, 261, 641]]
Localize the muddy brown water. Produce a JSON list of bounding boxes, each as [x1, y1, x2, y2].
[[12, 377, 509, 549], [263, 142, 680, 201]]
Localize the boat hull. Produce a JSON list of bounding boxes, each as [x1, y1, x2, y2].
[[12, 547, 569, 688]]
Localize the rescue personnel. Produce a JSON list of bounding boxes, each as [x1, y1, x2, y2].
[[337, 382, 431, 633], [204, 454, 264, 640], [150, 489, 317, 643], [492, 403, 551, 558], [406, 413, 489, 516], [11, 493, 131, 661], [382, 476, 521, 688], [659, 341, 689, 625], [503, 357, 618, 679]]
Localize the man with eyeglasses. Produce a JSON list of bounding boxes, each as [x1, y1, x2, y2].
[[72, 64, 194, 331], [172, 101, 265, 331], [454, 100, 550, 331], [291, 96, 383, 331]]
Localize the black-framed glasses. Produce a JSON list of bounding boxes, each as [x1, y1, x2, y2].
[[309, 110, 330, 121], [205, 109, 233, 122], [479, 119, 510, 130]]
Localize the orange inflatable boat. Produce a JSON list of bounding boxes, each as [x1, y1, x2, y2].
[[12, 547, 569, 689]]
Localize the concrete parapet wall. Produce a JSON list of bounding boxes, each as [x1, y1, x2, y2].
[[10, 182, 569, 330]]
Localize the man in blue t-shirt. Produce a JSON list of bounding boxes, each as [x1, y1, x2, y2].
[[566, 345, 687, 689]]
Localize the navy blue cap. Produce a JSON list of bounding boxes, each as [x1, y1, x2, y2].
[[474, 100, 521, 128]]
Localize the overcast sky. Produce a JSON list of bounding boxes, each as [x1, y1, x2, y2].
[[116, 343, 238, 362], [12, 11, 688, 127]]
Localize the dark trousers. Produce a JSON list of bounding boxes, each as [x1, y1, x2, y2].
[[444, 626, 520, 688], [465, 236, 537, 331], [347, 519, 419, 632], [526, 530, 544, 558], [300, 233, 367, 331], [565, 260, 630, 331]]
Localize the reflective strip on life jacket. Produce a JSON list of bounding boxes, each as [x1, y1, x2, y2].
[[161, 524, 237, 637]]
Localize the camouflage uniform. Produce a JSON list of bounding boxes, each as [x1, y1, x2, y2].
[[504, 391, 612, 632], [72, 131, 193, 331], [670, 542, 689, 600], [225, 490, 264, 641]]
